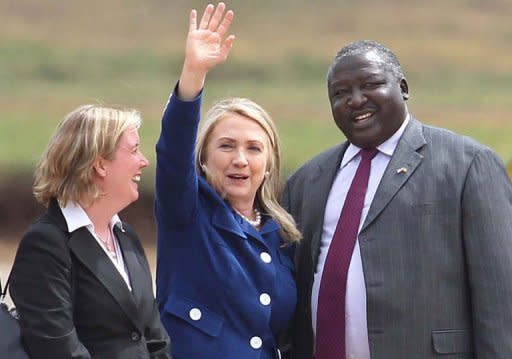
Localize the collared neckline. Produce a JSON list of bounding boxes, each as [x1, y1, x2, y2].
[[60, 201, 124, 233], [341, 113, 410, 169]]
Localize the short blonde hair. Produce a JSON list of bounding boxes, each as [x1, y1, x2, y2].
[[34, 104, 142, 207], [195, 98, 301, 243]]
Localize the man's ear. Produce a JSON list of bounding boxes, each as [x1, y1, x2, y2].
[[93, 157, 108, 178], [400, 78, 409, 100]]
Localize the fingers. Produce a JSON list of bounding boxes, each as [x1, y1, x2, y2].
[[189, 9, 197, 33], [198, 3, 215, 30], [197, 3, 233, 34], [206, 2, 226, 31], [216, 10, 234, 39], [220, 34, 236, 59]]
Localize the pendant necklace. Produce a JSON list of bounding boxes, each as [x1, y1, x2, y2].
[[99, 229, 117, 259]]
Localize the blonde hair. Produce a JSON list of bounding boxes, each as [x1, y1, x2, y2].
[[34, 104, 142, 207], [195, 98, 301, 243]]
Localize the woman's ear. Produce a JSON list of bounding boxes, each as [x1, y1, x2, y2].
[[93, 157, 108, 178]]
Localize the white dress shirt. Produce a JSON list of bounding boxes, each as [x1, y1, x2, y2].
[[60, 202, 132, 291], [312, 115, 409, 359]]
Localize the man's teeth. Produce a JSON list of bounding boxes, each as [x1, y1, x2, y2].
[[132, 175, 141, 182], [355, 112, 372, 120]]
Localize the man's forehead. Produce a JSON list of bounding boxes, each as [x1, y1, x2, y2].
[[331, 51, 388, 76], [363, 50, 385, 64]]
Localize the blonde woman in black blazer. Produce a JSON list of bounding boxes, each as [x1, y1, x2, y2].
[[10, 105, 170, 359]]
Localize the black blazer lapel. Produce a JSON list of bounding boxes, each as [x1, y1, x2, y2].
[[67, 228, 142, 332], [114, 226, 147, 315], [362, 117, 426, 231]]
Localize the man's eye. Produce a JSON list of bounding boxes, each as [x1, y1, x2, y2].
[[332, 88, 348, 97], [364, 82, 384, 89]]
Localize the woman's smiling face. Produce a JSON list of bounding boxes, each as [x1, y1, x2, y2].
[[203, 113, 270, 209]]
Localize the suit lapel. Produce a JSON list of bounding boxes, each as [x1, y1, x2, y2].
[[115, 226, 145, 312], [305, 144, 347, 266], [67, 227, 142, 332], [361, 117, 426, 231]]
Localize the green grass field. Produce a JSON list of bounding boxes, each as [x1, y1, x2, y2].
[[1, 0, 512, 187]]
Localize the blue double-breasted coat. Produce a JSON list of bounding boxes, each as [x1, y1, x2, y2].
[[155, 89, 296, 359]]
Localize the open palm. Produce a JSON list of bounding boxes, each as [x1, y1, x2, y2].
[[185, 3, 235, 73]]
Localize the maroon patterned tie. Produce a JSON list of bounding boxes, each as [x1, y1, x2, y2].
[[316, 148, 378, 359]]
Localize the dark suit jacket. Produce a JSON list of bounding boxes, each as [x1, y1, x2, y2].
[[282, 117, 512, 358], [9, 199, 170, 359]]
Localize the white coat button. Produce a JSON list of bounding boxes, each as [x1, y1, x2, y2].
[[250, 336, 262, 349], [189, 308, 202, 321], [349, 353, 356, 359], [259, 293, 271, 306], [260, 252, 272, 263]]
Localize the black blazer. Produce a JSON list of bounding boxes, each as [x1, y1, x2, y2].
[[9, 199, 170, 359]]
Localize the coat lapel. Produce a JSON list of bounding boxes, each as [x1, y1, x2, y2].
[[304, 144, 347, 267], [211, 209, 248, 239], [243, 217, 280, 249], [67, 227, 142, 332], [361, 117, 426, 231], [212, 208, 279, 249], [114, 226, 145, 312]]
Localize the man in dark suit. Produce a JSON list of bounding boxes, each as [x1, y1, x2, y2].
[[282, 40, 512, 358]]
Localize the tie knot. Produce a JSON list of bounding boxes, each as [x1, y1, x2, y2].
[[360, 148, 379, 161]]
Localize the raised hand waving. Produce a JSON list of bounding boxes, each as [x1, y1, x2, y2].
[[179, 2, 235, 100]]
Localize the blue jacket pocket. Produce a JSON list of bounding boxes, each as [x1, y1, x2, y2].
[[165, 295, 224, 337]]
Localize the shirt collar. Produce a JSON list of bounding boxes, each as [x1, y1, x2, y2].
[[60, 202, 123, 233], [341, 113, 410, 169]]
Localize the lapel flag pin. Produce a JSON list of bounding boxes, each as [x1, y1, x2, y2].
[[396, 167, 408, 174]]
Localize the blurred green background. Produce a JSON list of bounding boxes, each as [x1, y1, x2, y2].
[[1, 0, 512, 242], [2, 0, 512, 181]]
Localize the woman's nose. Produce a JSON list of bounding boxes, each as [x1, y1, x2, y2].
[[232, 150, 248, 166], [140, 152, 150, 168]]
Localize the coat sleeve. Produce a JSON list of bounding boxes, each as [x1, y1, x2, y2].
[[155, 86, 202, 227], [461, 147, 512, 357], [9, 224, 91, 359]]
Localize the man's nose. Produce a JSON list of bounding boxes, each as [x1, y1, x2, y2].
[[347, 88, 367, 108]]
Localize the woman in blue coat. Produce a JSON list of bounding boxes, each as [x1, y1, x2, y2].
[[155, 3, 301, 358]]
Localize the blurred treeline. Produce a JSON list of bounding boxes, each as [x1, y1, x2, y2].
[[1, 0, 512, 186]]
